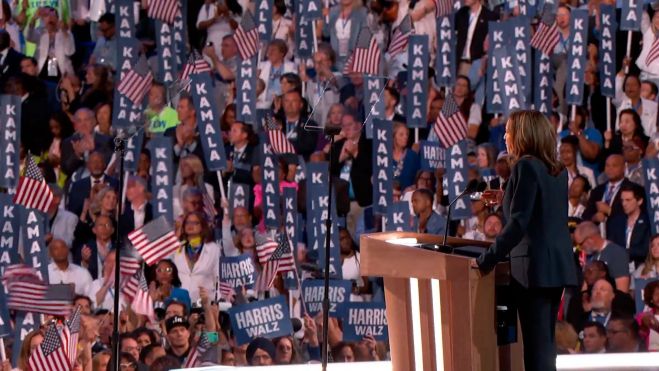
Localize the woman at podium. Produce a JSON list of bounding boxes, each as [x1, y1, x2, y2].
[[472, 110, 578, 371]]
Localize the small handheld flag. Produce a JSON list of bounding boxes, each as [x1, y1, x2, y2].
[[13, 155, 53, 213]]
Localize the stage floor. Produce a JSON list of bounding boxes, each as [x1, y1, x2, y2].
[[178, 353, 659, 370]]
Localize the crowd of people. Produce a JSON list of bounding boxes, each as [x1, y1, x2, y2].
[[0, 0, 658, 369]]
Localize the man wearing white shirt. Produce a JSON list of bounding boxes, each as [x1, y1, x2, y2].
[[86, 249, 126, 310], [48, 239, 93, 296]]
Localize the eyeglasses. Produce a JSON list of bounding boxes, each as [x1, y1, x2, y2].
[[120, 363, 136, 369], [95, 223, 112, 228], [157, 267, 173, 274], [185, 220, 201, 226]]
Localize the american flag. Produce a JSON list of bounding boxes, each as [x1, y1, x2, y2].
[[255, 238, 279, 266], [183, 331, 211, 368], [120, 252, 142, 278], [234, 11, 260, 60], [344, 28, 381, 76], [434, 0, 453, 17], [202, 189, 218, 220], [128, 216, 181, 265], [13, 155, 53, 213], [646, 33, 659, 66], [4, 266, 73, 316], [121, 269, 154, 317], [530, 5, 560, 56], [255, 233, 296, 290], [181, 52, 212, 82], [147, 0, 180, 24], [28, 323, 70, 371], [434, 93, 467, 148], [265, 115, 296, 155], [388, 15, 413, 57], [117, 69, 154, 105], [62, 305, 82, 366], [219, 281, 235, 300]]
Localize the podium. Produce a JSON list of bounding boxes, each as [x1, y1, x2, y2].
[[360, 232, 499, 371]]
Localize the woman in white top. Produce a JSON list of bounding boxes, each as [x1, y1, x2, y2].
[[173, 154, 215, 220], [28, 8, 75, 80], [339, 227, 370, 302], [636, 10, 659, 84], [257, 39, 296, 108], [614, 70, 658, 138], [272, 0, 294, 58], [196, 0, 238, 57], [171, 211, 221, 303], [633, 235, 659, 281], [87, 250, 126, 311]]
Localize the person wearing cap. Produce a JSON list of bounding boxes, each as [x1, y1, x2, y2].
[[165, 315, 192, 365], [246, 337, 276, 366]]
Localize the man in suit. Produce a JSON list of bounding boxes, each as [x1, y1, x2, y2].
[[66, 151, 119, 216], [279, 90, 319, 160], [608, 185, 651, 268], [455, 0, 498, 76], [5, 74, 51, 155], [73, 214, 114, 280], [120, 176, 153, 240], [0, 29, 24, 86], [61, 107, 113, 179], [46, 185, 78, 247], [164, 94, 205, 169], [224, 121, 255, 186], [582, 155, 644, 239]]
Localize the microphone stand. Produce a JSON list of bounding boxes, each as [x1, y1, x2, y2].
[[321, 125, 341, 371], [437, 180, 481, 253], [111, 135, 127, 371]]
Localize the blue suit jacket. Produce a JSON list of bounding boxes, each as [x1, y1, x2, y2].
[[607, 212, 651, 266]]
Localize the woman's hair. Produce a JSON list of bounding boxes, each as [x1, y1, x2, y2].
[[617, 108, 646, 138], [85, 64, 113, 96], [221, 103, 236, 131], [132, 327, 160, 346], [330, 342, 355, 362], [643, 280, 659, 308], [273, 336, 302, 364], [180, 211, 213, 243], [393, 122, 408, 148], [89, 186, 117, 217], [506, 110, 563, 175], [179, 154, 205, 185], [19, 330, 43, 370], [269, 39, 288, 56], [555, 321, 578, 354], [154, 259, 183, 287], [455, 74, 475, 117], [92, 350, 112, 371], [50, 110, 74, 139], [641, 234, 659, 276], [477, 143, 498, 169]]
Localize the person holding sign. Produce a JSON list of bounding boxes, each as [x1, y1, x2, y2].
[[472, 110, 577, 371]]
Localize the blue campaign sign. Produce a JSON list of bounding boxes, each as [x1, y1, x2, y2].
[[301, 279, 352, 318], [12, 312, 40, 367], [384, 201, 412, 232], [113, 36, 142, 129], [419, 140, 445, 171], [21, 208, 49, 281], [599, 5, 617, 98], [620, 0, 643, 31], [220, 254, 257, 289], [0, 95, 21, 189], [172, 1, 187, 69], [363, 76, 385, 139], [445, 140, 471, 220], [435, 14, 455, 87], [155, 20, 178, 83], [0, 194, 20, 273], [372, 119, 393, 215], [406, 35, 429, 128], [236, 56, 258, 124], [507, 16, 531, 104], [191, 73, 228, 171], [229, 182, 251, 219], [116, 0, 136, 38], [343, 302, 388, 342], [295, 17, 314, 59], [147, 136, 174, 224], [123, 130, 144, 172], [493, 47, 526, 118], [566, 9, 589, 106], [262, 153, 281, 228], [283, 187, 298, 251], [486, 23, 505, 114], [229, 295, 293, 345], [299, 0, 322, 20], [634, 278, 658, 314], [533, 50, 553, 115], [256, 0, 274, 43], [642, 158, 659, 234], [0, 281, 11, 337]]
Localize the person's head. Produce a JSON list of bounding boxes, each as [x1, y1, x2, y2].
[[412, 188, 434, 216], [313, 43, 335, 71], [118, 352, 138, 371], [147, 82, 166, 111], [618, 108, 644, 138], [642, 235, 659, 275], [179, 154, 205, 183], [181, 211, 212, 242], [73, 295, 93, 315], [327, 103, 345, 127], [453, 75, 471, 99], [221, 349, 236, 365], [555, 321, 578, 354], [280, 73, 302, 95], [483, 213, 503, 240], [86, 64, 111, 90], [583, 260, 608, 287], [620, 184, 644, 216], [574, 221, 604, 254], [98, 13, 116, 39], [641, 80, 658, 100], [591, 278, 615, 312], [20, 57, 39, 76], [504, 110, 561, 175], [222, 34, 239, 60], [84, 151, 106, 179], [392, 122, 408, 150], [237, 227, 256, 253], [91, 187, 118, 217], [606, 316, 639, 352], [414, 170, 435, 190], [384, 86, 400, 110], [181, 187, 203, 214], [622, 136, 645, 164], [94, 102, 112, 130], [176, 94, 195, 123], [556, 4, 571, 28], [569, 175, 591, 199], [49, 239, 69, 263], [338, 227, 356, 255], [603, 154, 625, 182], [229, 121, 253, 147], [164, 301, 187, 319], [148, 355, 181, 371], [582, 321, 607, 353], [274, 336, 298, 364], [267, 39, 288, 63], [74, 108, 96, 135], [559, 136, 579, 167], [476, 143, 497, 169], [341, 110, 362, 140], [139, 344, 166, 366], [623, 74, 642, 100], [282, 90, 304, 118], [233, 206, 252, 230], [155, 259, 182, 287], [133, 327, 158, 349], [643, 280, 659, 309], [125, 176, 148, 204], [165, 316, 191, 349], [331, 342, 356, 362], [246, 337, 276, 366], [119, 334, 141, 361], [92, 350, 111, 371]]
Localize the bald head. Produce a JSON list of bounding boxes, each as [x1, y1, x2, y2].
[[49, 239, 69, 263], [604, 155, 624, 182], [591, 279, 615, 311]]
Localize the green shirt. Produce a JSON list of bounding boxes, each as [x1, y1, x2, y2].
[[146, 106, 179, 134]]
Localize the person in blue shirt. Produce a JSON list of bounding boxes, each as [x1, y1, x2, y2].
[[412, 188, 445, 235], [558, 106, 603, 175]]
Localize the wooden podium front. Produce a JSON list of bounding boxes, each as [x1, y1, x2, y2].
[[360, 232, 498, 371]]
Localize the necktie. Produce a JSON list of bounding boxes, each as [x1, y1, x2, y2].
[[603, 183, 614, 204]]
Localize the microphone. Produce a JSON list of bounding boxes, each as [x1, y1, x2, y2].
[[429, 179, 487, 254]]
